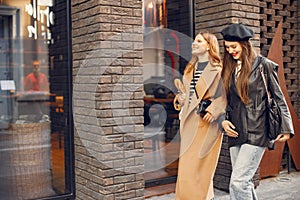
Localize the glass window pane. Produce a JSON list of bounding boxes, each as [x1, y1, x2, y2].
[[0, 1, 72, 199], [143, 0, 193, 187]]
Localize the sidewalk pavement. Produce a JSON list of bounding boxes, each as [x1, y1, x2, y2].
[[147, 171, 300, 200]]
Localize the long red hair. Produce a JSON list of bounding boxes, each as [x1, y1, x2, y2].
[[184, 32, 222, 74]]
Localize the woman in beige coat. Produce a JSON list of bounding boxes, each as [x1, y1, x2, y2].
[[174, 32, 227, 200]]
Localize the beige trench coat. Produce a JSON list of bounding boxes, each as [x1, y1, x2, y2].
[[175, 63, 227, 200]]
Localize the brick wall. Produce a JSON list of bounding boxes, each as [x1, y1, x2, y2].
[[259, 0, 299, 118], [195, 0, 261, 50], [72, 0, 144, 199]]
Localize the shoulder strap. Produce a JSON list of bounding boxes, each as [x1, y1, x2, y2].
[[259, 64, 271, 102]]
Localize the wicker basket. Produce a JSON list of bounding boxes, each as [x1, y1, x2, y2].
[[0, 122, 55, 200]]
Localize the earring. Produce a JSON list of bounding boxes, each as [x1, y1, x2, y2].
[[207, 48, 210, 51]]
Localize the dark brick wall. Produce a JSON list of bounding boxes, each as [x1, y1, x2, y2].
[[259, 0, 299, 118], [72, 0, 144, 199], [195, 0, 261, 50]]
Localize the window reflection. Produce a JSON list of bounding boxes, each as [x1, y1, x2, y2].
[[143, 0, 192, 187], [24, 60, 49, 92], [0, 1, 70, 199]]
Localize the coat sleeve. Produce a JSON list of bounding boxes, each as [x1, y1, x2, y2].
[[264, 58, 294, 137]]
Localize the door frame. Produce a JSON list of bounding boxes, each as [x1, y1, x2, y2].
[[0, 5, 21, 125]]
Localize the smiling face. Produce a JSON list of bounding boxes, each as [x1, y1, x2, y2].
[[224, 41, 243, 60], [192, 34, 209, 56]]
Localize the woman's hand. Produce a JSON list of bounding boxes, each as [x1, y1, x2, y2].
[[203, 112, 215, 123], [174, 93, 186, 111], [275, 133, 290, 142], [221, 120, 238, 138], [177, 93, 186, 106]]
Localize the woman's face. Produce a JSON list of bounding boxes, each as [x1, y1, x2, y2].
[[224, 41, 243, 60], [192, 34, 208, 56]]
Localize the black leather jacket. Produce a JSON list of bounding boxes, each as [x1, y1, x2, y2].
[[226, 55, 294, 148]]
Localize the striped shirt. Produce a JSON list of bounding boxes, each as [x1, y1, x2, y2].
[[189, 61, 208, 102]]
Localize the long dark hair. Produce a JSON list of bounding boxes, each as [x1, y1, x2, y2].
[[221, 41, 256, 104]]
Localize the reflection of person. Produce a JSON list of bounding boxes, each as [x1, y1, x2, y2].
[[24, 60, 49, 91], [174, 32, 226, 200], [220, 23, 294, 200]]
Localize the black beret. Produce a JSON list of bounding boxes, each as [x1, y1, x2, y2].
[[221, 23, 254, 41]]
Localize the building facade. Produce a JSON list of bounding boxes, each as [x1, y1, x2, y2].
[[72, 0, 300, 199], [0, 0, 298, 199]]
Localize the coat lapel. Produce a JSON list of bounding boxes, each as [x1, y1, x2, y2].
[[181, 63, 219, 125]]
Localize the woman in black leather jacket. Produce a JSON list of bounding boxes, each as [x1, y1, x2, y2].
[[220, 23, 294, 200]]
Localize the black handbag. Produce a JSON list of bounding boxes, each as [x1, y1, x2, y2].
[[260, 66, 282, 140], [197, 99, 212, 117]]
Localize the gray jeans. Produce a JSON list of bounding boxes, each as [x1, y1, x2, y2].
[[229, 144, 266, 200]]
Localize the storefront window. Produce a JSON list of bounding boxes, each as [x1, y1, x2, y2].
[[143, 0, 193, 188], [0, 0, 73, 199]]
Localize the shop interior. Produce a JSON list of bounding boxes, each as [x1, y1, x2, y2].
[[0, 1, 71, 199], [142, 0, 193, 196]]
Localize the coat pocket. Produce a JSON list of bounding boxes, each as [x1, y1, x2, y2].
[[247, 107, 266, 135]]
